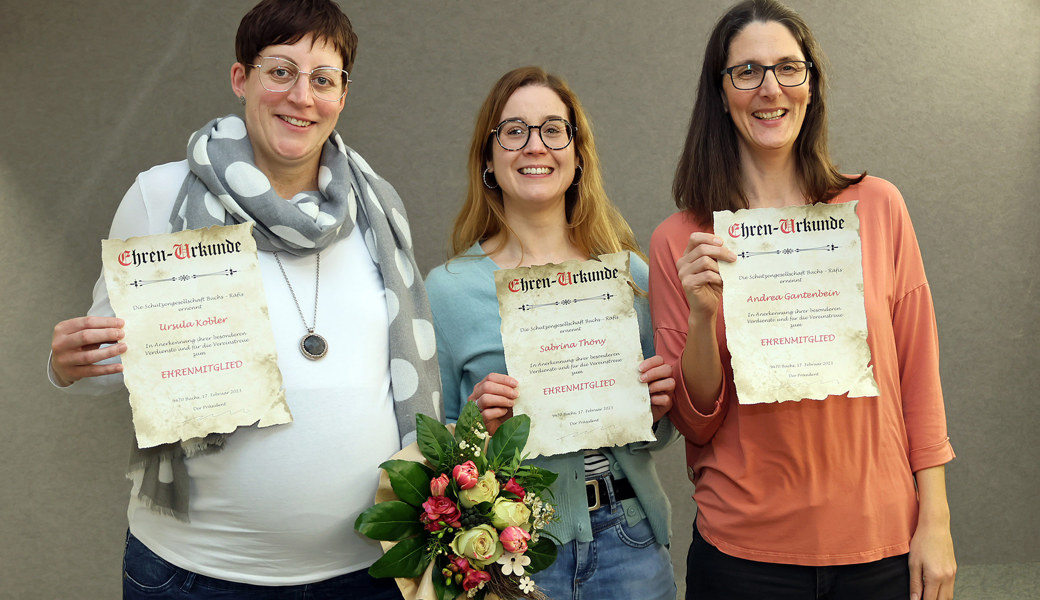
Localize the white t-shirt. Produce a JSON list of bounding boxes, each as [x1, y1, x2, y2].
[[58, 161, 401, 585]]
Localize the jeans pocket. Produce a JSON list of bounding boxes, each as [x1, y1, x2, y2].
[[123, 533, 180, 592], [613, 515, 656, 549]]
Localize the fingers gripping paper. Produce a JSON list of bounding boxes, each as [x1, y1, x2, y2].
[[495, 252, 654, 458]]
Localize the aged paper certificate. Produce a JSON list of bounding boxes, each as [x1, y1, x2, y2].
[[495, 252, 655, 458], [102, 223, 290, 448], [714, 202, 879, 404]]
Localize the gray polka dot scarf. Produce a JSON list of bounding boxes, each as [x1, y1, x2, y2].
[[129, 115, 442, 520]]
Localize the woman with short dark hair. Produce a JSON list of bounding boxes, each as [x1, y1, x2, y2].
[[49, 1, 440, 597]]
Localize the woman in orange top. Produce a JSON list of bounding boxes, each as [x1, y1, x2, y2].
[[648, 1, 956, 599]]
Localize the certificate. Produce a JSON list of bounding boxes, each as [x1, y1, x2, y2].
[[102, 223, 290, 448], [495, 252, 655, 458], [714, 201, 879, 404]]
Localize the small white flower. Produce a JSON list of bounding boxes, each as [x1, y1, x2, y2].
[[497, 551, 532, 576], [518, 576, 536, 594]]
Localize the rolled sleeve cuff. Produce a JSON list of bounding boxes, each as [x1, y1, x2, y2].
[[668, 353, 726, 445], [909, 437, 955, 473]]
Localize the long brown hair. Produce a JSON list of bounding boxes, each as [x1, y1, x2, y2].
[[672, 0, 864, 222], [449, 67, 641, 262]]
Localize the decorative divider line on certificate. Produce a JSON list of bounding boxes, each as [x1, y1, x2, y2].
[[735, 244, 839, 258], [517, 292, 616, 311], [129, 268, 239, 287]]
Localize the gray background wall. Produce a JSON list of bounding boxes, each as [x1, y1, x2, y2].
[[1, 1, 1037, 598]]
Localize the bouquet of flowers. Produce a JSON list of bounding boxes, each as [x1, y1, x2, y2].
[[355, 401, 558, 600]]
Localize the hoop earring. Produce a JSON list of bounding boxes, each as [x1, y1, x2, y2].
[[482, 168, 498, 189], [571, 164, 583, 187]]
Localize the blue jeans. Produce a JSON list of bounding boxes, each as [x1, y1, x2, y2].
[[534, 483, 676, 600], [686, 526, 910, 600], [122, 531, 402, 599]]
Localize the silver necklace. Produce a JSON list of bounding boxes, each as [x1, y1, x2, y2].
[[273, 252, 328, 360]]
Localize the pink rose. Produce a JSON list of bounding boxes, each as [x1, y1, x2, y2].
[[499, 525, 532, 554], [448, 555, 471, 574], [462, 568, 491, 591], [421, 496, 462, 531], [503, 477, 526, 500], [430, 474, 450, 497], [452, 460, 479, 490]]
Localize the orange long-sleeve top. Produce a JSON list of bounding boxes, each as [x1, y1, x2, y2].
[[648, 176, 954, 566]]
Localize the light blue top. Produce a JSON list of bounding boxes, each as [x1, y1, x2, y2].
[[425, 243, 675, 546]]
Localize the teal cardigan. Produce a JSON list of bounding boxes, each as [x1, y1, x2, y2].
[[425, 244, 675, 546]]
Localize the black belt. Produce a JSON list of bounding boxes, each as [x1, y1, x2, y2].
[[586, 475, 636, 511]]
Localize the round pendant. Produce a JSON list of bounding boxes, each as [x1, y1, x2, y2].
[[300, 332, 328, 360]]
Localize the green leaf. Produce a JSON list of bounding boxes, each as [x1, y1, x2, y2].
[[367, 535, 427, 578], [487, 413, 530, 467], [455, 400, 484, 439], [416, 413, 454, 467], [380, 459, 434, 507], [520, 465, 558, 493], [354, 501, 423, 541], [524, 536, 558, 573], [454, 402, 491, 470]]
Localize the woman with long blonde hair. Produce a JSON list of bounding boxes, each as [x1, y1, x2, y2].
[[426, 66, 678, 599]]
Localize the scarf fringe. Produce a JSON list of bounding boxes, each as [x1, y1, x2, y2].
[[133, 489, 190, 522], [181, 434, 227, 458]]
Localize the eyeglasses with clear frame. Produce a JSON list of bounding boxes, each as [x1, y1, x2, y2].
[[249, 56, 351, 102], [721, 60, 812, 91], [490, 118, 575, 151]]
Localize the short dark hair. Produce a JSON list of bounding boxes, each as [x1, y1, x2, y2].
[[235, 0, 358, 74], [672, 0, 864, 222]]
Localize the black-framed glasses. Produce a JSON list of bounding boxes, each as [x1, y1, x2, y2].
[[491, 118, 575, 151], [249, 56, 351, 102], [721, 60, 812, 90]]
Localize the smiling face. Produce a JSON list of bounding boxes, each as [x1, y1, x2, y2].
[[722, 21, 811, 161], [231, 33, 346, 183], [488, 85, 577, 216]]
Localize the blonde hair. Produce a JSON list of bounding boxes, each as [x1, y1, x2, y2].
[[449, 67, 642, 263]]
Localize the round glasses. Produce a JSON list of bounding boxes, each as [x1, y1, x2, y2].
[[249, 56, 351, 102], [491, 118, 575, 151], [721, 60, 812, 91]]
